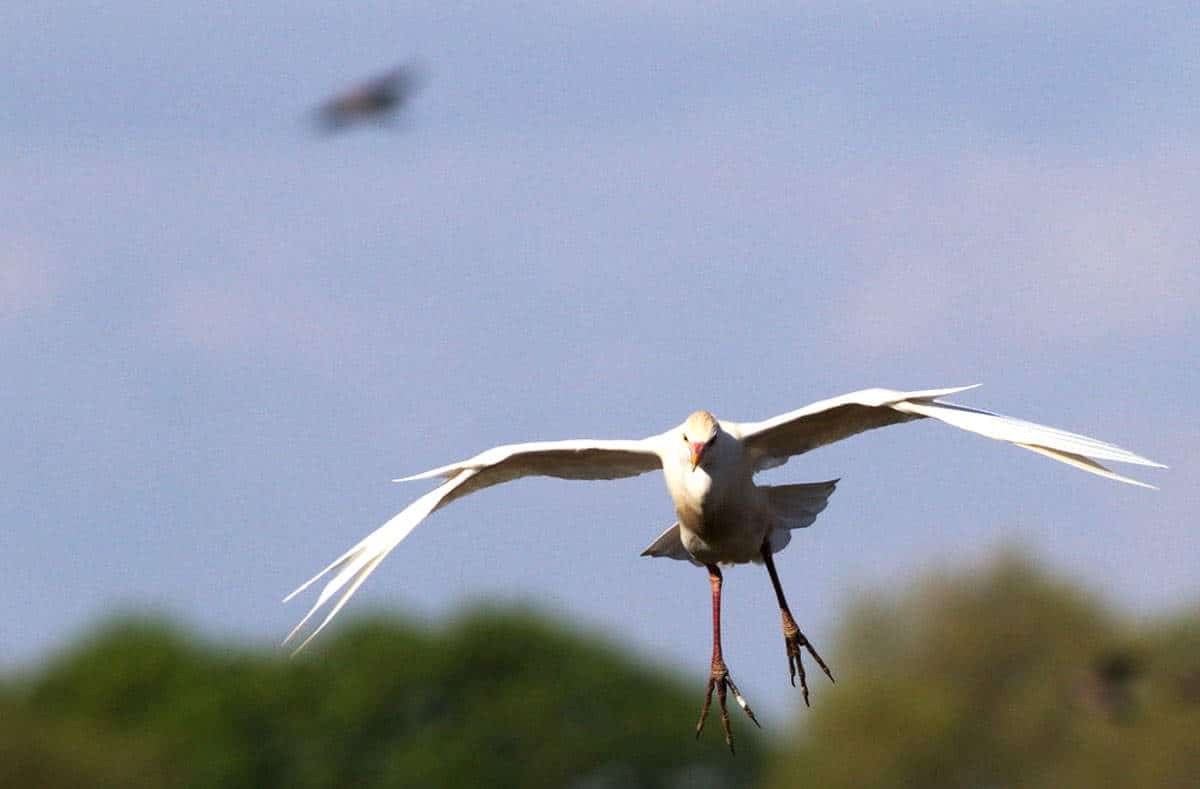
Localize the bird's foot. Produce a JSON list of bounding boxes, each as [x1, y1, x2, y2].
[[781, 612, 835, 706], [695, 659, 760, 754]]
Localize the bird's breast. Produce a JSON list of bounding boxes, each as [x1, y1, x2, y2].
[[669, 466, 713, 527], [662, 459, 768, 564], [670, 468, 758, 534]]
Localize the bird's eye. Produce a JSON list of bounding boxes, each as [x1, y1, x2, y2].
[[682, 433, 689, 442]]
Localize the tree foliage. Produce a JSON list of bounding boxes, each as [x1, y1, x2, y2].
[[8, 553, 1198, 788], [766, 552, 1200, 789], [11, 607, 762, 788]]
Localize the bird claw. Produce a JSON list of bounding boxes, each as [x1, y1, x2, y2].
[[782, 619, 835, 706], [696, 662, 760, 754]]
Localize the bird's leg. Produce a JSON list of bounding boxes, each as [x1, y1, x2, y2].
[[760, 543, 834, 705], [696, 563, 760, 753]]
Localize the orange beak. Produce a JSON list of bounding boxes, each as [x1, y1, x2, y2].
[[690, 441, 706, 471]]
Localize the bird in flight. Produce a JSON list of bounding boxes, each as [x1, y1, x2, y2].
[[284, 385, 1161, 751], [314, 62, 423, 133]]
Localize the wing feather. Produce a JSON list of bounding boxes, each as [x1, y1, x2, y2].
[[734, 386, 978, 460], [736, 386, 1163, 485], [284, 437, 662, 651], [891, 399, 1163, 469], [395, 438, 662, 482]]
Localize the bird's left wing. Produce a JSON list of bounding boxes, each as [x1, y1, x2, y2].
[[283, 437, 663, 653], [733, 385, 1164, 486]]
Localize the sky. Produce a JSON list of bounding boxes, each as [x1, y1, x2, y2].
[[3, 3, 1197, 723]]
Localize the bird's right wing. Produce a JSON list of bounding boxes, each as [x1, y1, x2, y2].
[[283, 437, 663, 654]]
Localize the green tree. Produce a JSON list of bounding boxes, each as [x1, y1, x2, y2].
[[0, 694, 176, 788], [766, 551, 1200, 789], [14, 607, 763, 788]]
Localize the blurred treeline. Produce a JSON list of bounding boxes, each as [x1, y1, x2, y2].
[[1, 607, 758, 788], [4, 553, 1198, 788], [768, 551, 1200, 788]]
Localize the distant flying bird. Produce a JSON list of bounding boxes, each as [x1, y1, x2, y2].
[[315, 63, 422, 133], [285, 385, 1162, 751]]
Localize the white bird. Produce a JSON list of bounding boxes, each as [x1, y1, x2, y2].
[[284, 385, 1162, 751]]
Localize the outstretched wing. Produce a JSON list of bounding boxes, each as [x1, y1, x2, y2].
[[734, 386, 1164, 486], [283, 438, 662, 653]]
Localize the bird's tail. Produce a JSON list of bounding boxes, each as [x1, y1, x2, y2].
[[763, 479, 839, 555], [641, 479, 840, 562], [640, 522, 700, 565], [766, 479, 839, 530]]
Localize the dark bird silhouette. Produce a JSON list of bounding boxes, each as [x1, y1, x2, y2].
[[315, 63, 423, 133]]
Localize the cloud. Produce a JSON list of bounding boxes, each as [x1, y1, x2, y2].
[[832, 150, 1200, 355]]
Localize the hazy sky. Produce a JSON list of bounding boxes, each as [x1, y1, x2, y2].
[[4, 3, 1196, 722]]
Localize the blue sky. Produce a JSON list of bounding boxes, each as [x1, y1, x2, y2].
[[3, 3, 1196, 722]]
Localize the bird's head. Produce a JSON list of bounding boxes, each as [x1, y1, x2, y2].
[[681, 410, 720, 471]]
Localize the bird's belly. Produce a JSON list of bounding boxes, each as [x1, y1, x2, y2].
[[667, 463, 769, 565], [677, 506, 770, 566]]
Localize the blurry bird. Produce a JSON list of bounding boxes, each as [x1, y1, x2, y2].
[[284, 385, 1162, 752], [314, 63, 423, 133]]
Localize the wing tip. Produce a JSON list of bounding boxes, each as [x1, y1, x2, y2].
[[393, 466, 458, 483], [927, 383, 982, 400], [1015, 442, 1161, 489], [1111, 475, 1158, 491]]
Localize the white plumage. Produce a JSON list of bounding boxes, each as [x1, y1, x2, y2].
[[285, 384, 1161, 652]]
